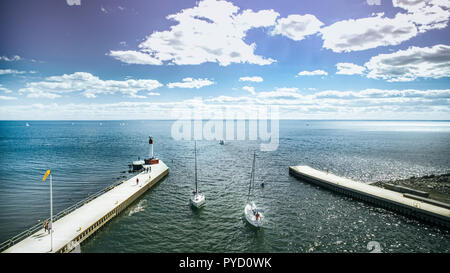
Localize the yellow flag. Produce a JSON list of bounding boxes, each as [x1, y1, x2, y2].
[[42, 170, 51, 182]]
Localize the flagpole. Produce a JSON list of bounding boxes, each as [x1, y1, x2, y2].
[[50, 173, 53, 252]]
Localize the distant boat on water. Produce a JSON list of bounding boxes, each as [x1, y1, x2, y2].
[[25, 122, 30, 127], [219, 140, 224, 145]]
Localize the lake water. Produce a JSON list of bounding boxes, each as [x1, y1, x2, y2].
[[0, 120, 449, 252]]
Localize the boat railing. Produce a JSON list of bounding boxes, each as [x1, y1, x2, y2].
[[0, 178, 128, 252]]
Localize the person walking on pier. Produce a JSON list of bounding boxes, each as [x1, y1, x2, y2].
[[136, 177, 139, 186], [44, 220, 48, 233]]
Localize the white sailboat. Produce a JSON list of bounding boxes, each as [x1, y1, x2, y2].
[[25, 122, 30, 127], [244, 152, 264, 227], [190, 141, 205, 208]]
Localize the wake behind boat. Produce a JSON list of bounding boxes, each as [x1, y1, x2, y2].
[[190, 141, 205, 208], [244, 152, 264, 227]]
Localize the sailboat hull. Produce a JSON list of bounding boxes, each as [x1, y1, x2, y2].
[[244, 203, 264, 227], [190, 193, 205, 208]]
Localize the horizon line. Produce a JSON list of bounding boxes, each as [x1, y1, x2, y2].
[[1, 119, 449, 122]]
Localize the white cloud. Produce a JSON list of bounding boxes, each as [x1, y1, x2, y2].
[[27, 91, 62, 99], [0, 95, 17, 100], [0, 55, 21, 62], [109, 0, 279, 66], [167, 78, 215, 89], [148, 92, 160, 96], [257, 87, 302, 99], [255, 87, 300, 101], [336, 63, 366, 75], [101, 6, 108, 14], [320, 13, 417, 53], [66, 0, 81, 6], [108, 50, 162, 65], [255, 87, 450, 102], [128, 94, 147, 99], [0, 69, 28, 75], [319, 1, 450, 52], [242, 86, 256, 95], [393, 0, 450, 32], [297, 70, 328, 76], [367, 0, 381, 5], [271, 14, 324, 41], [393, 0, 432, 11], [239, 76, 263, 82], [18, 72, 163, 99], [365, 44, 450, 82], [0, 85, 12, 93], [275, 87, 298, 92]]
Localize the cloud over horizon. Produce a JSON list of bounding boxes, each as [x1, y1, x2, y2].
[[2, 88, 448, 120], [336, 63, 366, 75], [297, 70, 328, 76], [167, 78, 215, 89], [0, 55, 21, 62], [239, 76, 263, 82], [66, 0, 81, 6], [271, 14, 323, 41], [109, 0, 279, 66], [365, 44, 450, 82], [18, 72, 163, 99]]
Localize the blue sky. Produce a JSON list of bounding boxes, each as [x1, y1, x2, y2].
[[0, 0, 449, 119]]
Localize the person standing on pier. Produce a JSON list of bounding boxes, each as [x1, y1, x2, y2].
[[136, 177, 139, 185], [44, 220, 48, 233]]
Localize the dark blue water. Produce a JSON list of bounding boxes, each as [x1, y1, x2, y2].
[[0, 120, 449, 252]]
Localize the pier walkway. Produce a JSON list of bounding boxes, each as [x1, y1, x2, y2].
[[289, 165, 450, 228], [3, 161, 169, 253]]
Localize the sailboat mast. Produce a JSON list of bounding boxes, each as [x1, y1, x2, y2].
[[252, 152, 256, 191], [248, 152, 256, 198], [195, 141, 198, 193]]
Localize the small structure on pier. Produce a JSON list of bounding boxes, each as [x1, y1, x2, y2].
[[132, 160, 145, 171], [144, 136, 159, 165], [131, 137, 159, 171]]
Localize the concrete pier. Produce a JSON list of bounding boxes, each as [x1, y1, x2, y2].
[[289, 165, 450, 229], [2, 160, 169, 253]]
